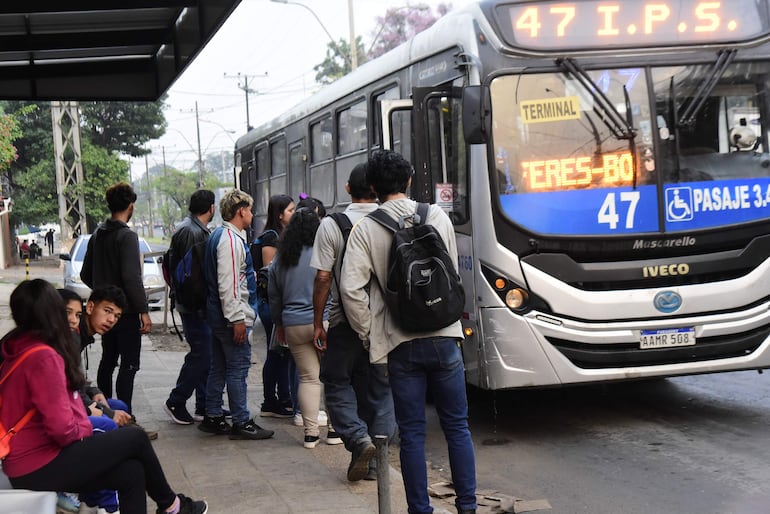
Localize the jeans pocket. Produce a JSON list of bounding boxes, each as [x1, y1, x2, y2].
[[433, 338, 462, 370]]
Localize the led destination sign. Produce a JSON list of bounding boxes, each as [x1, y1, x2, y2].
[[496, 0, 768, 50], [521, 151, 634, 191]]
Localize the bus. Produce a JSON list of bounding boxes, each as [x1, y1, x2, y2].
[[235, 0, 770, 390]]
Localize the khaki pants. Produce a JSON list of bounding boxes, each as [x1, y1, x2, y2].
[[285, 323, 324, 436]]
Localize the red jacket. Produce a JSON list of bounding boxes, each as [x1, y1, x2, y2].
[[0, 333, 91, 477]]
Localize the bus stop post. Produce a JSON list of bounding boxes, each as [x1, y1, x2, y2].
[[375, 434, 390, 514]]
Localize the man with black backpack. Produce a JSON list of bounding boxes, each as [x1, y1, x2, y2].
[[311, 164, 395, 482], [162, 189, 215, 425], [340, 150, 477, 514]]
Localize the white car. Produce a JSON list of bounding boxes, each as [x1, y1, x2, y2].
[[59, 234, 166, 310]]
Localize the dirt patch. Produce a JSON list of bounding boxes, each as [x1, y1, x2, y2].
[[149, 324, 189, 352]]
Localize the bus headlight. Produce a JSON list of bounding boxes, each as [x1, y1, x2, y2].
[[505, 288, 528, 309]]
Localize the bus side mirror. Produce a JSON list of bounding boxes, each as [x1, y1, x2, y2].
[[462, 85, 488, 144]]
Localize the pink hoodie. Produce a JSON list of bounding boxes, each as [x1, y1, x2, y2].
[[0, 333, 91, 477]]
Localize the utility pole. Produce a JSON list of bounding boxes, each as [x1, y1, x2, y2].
[[224, 72, 267, 132], [348, 0, 357, 70], [145, 154, 154, 238], [195, 101, 203, 188]]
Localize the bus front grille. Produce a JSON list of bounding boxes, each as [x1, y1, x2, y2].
[[546, 324, 770, 369]]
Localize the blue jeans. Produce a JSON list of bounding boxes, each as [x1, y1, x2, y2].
[[206, 325, 252, 425], [388, 337, 477, 514], [168, 312, 211, 414], [257, 298, 291, 407], [321, 322, 395, 450]]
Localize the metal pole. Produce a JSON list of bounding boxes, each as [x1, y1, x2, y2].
[[375, 435, 390, 514], [145, 154, 154, 238], [348, 0, 357, 70], [195, 101, 204, 187], [244, 75, 251, 132]]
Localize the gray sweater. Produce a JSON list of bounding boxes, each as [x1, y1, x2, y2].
[[268, 246, 328, 327]]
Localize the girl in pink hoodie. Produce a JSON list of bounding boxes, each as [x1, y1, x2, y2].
[[0, 279, 207, 514]]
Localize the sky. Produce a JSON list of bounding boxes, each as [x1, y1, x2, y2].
[[133, 0, 475, 178]]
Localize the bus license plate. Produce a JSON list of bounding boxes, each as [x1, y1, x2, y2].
[[639, 328, 696, 349]]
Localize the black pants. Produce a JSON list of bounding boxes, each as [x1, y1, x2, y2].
[[98, 313, 141, 410], [9, 426, 176, 514]]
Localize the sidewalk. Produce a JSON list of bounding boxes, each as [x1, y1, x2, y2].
[[0, 261, 436, 514]]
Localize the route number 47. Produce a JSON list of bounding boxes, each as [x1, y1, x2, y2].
[[598, 191, 640, 230]]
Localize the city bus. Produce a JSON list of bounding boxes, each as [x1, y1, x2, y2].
[[234, 0, 770, 389]]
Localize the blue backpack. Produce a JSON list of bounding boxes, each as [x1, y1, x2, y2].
[[169, 240, 207, 311]]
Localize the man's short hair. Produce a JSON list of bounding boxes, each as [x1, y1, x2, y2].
[[219, 189, 253, 221], [189, 189, 216, 215], [348, 163, 376, 201], [88, 285, 128, 311], [367, 150, 412, 199], [105, 182, 137, 213]]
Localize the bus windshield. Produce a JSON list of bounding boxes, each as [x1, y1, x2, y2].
[[491, 61, 770, 236]]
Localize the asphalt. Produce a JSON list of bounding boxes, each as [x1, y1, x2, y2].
[[0, 254, 463, 514]]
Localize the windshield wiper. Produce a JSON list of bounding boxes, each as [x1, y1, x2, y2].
[[623, 84, 638, 188], [677, 49, 737, 127], [556, 58, 636, 141]]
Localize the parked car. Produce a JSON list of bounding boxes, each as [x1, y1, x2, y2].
[[59, 234, 166, 310]]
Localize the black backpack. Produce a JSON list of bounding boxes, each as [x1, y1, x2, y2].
[[368, 203, 465, 332], [250, 229, 278, 301]]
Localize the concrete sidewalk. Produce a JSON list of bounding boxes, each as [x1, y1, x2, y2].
[[0, 260, 463, 514]]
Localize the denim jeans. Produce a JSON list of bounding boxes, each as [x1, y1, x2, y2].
[[257, 298, 291, 407], [388, 337, 477, 514], [97, 313, 141, 411], [206, 325, 252, 424], [168, 312, 211, 413], [321, 322, 395, 450]]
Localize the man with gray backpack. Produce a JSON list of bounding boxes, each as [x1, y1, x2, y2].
[[340, 150, 477, 514]]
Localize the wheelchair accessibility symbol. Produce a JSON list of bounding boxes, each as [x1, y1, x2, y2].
[[665, 187, 694, 222]]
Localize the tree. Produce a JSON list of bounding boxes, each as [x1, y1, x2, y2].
[[80, 99, 167, 157], [368, 4, 449, 59], [313, 36, 366, 85], [312, 4, 450, 85]]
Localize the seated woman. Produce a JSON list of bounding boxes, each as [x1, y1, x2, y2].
[[0, 279, 207, 514]]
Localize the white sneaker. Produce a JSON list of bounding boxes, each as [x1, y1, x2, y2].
[[293, 410, 328, 426]]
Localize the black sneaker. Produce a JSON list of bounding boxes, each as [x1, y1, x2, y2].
[[326, 429, 343, 445], [229, 419, 274, 440], [364, 457, 377, 481], [259, 402, 294, 418], [155, 494, 208, 514], [303, 435, 320, 449], [347, 439, 376, 482], [164, 400, 194, 425], [197, 415, 231, 435]]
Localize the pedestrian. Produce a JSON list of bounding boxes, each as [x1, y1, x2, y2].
[[0, 279, 207, 514], [81, 182, 152, 413], [268, 207, 335, 448], [252, 194, 295, 419], [45, 229, 55, 255], [199, 189, 273, 440], [340, 150, 477, 514], [162, 189, 216, 425], [312, 163, 396, 480]]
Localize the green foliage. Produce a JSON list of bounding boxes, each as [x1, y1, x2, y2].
[[80, 99, 167, 157], [313, 36, 366, 85], [80, 140, 130, 230]]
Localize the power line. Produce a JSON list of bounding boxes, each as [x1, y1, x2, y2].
[[223, 72, 268, 132]]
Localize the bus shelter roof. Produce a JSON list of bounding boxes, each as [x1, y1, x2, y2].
[[0, 0, 241, 101]]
